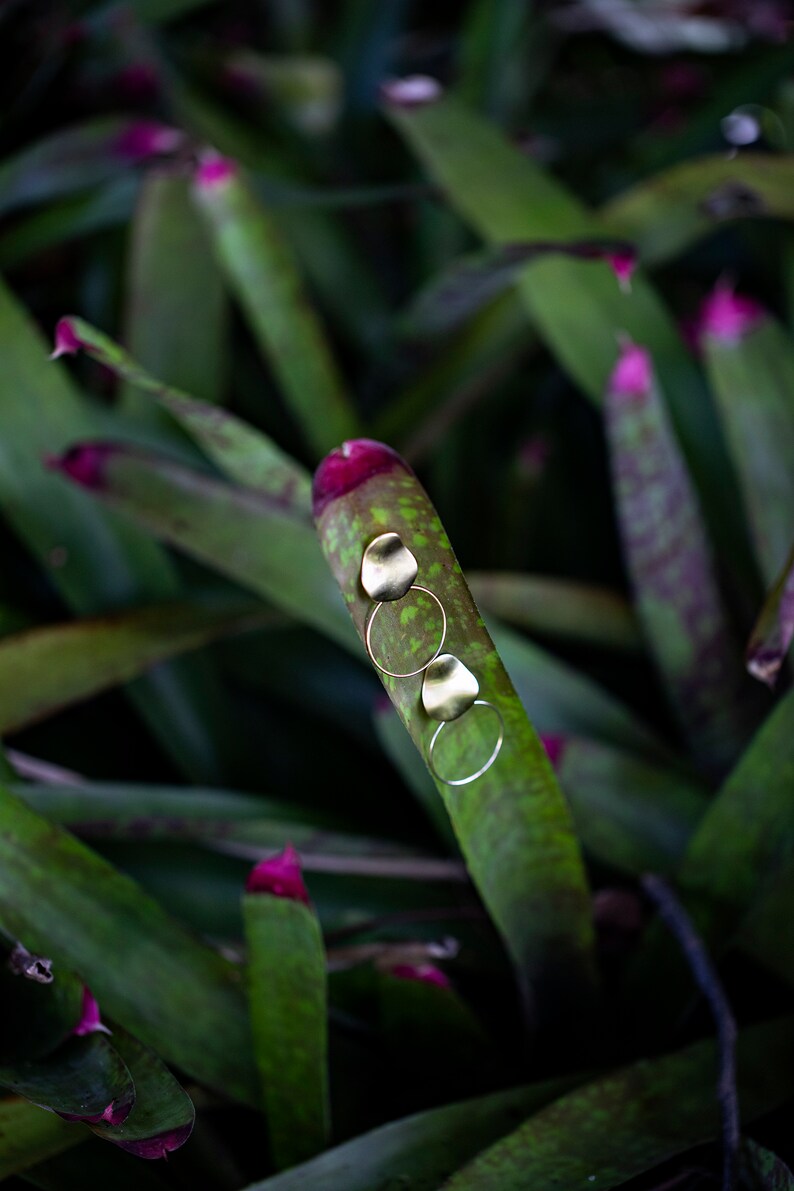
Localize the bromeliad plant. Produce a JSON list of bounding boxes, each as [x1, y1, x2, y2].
[[1, 3, 794, 1189]]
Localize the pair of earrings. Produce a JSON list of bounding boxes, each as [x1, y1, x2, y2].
[[361, 533, 504, 787]]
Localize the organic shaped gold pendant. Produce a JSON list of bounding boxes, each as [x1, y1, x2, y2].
[[360, 532, 418, 602], [421, 653, 479, 722]]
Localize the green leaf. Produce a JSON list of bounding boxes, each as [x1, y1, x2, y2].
[[604, 349, 760, 775], [57, 317, 311, 510], [0, 177, 139, 272], [556, 738, 707, 874], [630, 688, 794, 1018], [51, 442, 353, 652], [491, 622, 671, 760], [742, 1139, 794, 1190], [313, 441, 597, 1037], [399, 239, 633, 341], [0, 120, 139, 218], [0, 1034, 134, 1125], [0, 1098, 83, 1181], [442, 1016, 794, 1191], [85, 1028, 194, 1158], [679, 685, 794, 945], [242, 1074, 581, 1191], [192, 162, 359, 456], [0, 599, 264, 735], [0, 274, 237, 784], [601, 153, 794, 267], [385, 93, 734, 538], [746, 541, 794, 688], [702, 313, 794, 586], [0, 785, 258, 1105], [374, 294, 532, 455], [469, 572, 642, 653], [119, 170, 227, 416], [244, 893, 330, 1169]]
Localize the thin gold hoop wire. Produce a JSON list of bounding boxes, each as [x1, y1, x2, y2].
[[427, 700, 504, 787], [364, 585, 447, 679]]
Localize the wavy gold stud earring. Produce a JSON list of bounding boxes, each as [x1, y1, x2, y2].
[[361, 533, 446, 679], [421, 653, 504, 786]]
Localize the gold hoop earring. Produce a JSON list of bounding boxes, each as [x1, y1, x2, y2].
[[427, 700, 505, 787], [361, 534, 447, 678]]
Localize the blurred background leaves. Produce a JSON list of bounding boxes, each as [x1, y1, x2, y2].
[[1, 0, 794, 1187]]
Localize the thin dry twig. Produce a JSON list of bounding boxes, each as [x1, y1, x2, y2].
[[641, 874, 739, 1191]]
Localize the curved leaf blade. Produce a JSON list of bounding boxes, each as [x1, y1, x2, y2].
[[0, 785, 258, 1105], [313, 440, 597, 1037], [443, 1016, 794, 1191], [0, 599, 264, 735], [244, 893, 330, 1168]]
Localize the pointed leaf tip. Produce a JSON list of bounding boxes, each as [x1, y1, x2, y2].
[[380, 76, 443, 108], [607, 248, 637, 293], [609, 342, 652, 398], [113, 121, 184, 162], [117, 1121, 194, 1159], [389, 963, 451, 989], [246, 844, 310, 904], [50, 317, 82, 360], [540, 734, 567, 768], [312, 439, 405, 518], [697, 284, 766, 345], [73, 987, 111, 1037], [194, 152, 239, 189], [46, 443, 114, 490]]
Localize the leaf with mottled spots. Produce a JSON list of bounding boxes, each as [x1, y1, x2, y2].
[[701, 313, 794, 586], [312, 439, 597, 1040], [442, 1016, 794, 1191], [55, 316, 310, 512], [604, 348, 761, 776]]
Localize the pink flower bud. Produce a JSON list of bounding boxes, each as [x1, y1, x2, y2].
[[389, 963, 451, 989], [245, 844, 310, 905], [380, 76, 443, 108], [194, 152, 238, 190], [540, 734, 567, 768], [50, 317, 82, 360], [73, 986, 111, 1037], [313, 439, 404, 518], [696, 284, 765, 345], [608, 342, 652, 399], [606, 248, 637, 293], [114, 122, 183, 162], [45, 443, 113, 491]]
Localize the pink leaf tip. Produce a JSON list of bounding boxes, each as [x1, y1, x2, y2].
[[114, 121, 184, 162], [45, 442, 113, 491], [696, 283, 766, 345], [73, 986, 111, 1037], [380, 76, 443, 108], [245, 844, 310, 904], [608, 341, 653, 399], [50, 317, 82, 360], [194, 151, 239, 189], [540, 734, 567, 768], [313, 439, 405, 519], [389, 963, 451, 990], [118, 1122, 194, 1159], [607, 248, 637, 293]]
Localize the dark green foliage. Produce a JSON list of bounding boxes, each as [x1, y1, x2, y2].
[[1, 3, 793, 1187]]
